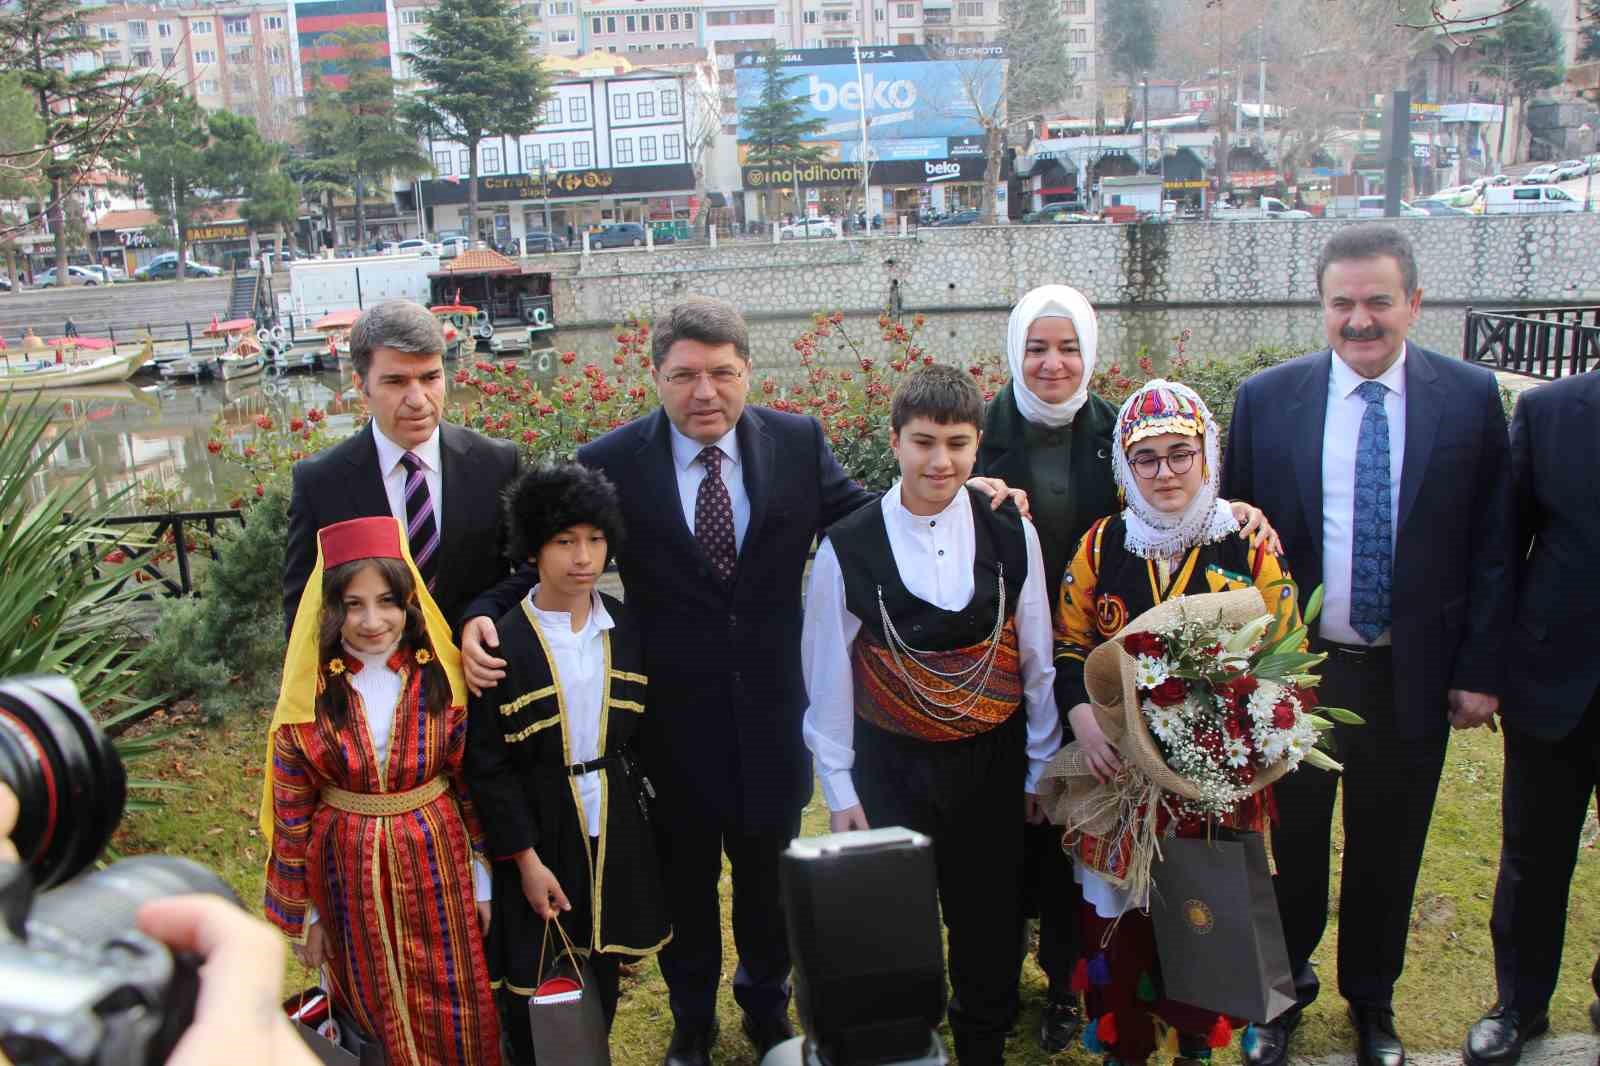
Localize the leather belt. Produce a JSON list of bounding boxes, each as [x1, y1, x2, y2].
[[320, 776, 447, 816]]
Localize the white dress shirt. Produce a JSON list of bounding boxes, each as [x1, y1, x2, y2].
[[669, 422, 750, 551], [1320, 344, 1408, 646], [525, 586, 615, 837], [801, 483, 1062, 813], [371, 423, 443, 538]]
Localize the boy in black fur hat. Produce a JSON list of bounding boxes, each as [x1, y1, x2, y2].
[[464, 462, 670, 1064]]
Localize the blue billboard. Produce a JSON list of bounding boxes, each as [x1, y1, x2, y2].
[[734, 46, 1006, 144]]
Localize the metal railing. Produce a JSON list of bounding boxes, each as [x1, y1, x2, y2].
[[1462, 305, 1600, 380], [95, 509, 246, 599]]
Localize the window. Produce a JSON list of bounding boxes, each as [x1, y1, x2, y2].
[[542, 97, 563, 123], [400, 8, 425, 23], [663, 132, 681, 160], [573, 140, 591, 166], [640, 135, 657, 161], [231, 75, 252, 93], [803, 10, 818, 22], [607, 16, 616, 32], [264, 15, 284, 30], [875, 8, 885, 20], [654, 14, 665, 29], [527, 1, 542, 16], [132, 49, 152, 66], [549, 1, 573, 14], [613, 92, 630, 119], [128, 20, 148, 40], [661, 88, 679, 115], [523, 143, 542, 170], [225, 17, 250, 36], [670, 13, 679, 29], [228, 47, 251, 62], [553, 28, 575, 41], [195, 48, 215, 64], [459, 149, 471, 173], [626, 15, 636, 31], [637, 91, 654, 117], [160, 47, 176, 66], [1064, 0, 1084, 11], [269, 45, 287, 62], [1069, 55, 1087, 72], [272, 74, 290, 95], [825, 10, 851, 21], [685, 12, 693, 26], [615, 137, 633, 163], [897, 3, 915, 16], [548, 142, 566, 167], [483, 145, 501, 173], [1068, 26, 1085, 43], [100, 49, 123, 65], [957, 1, 982, 16], [435, 150, 453, 175], [191, 19, 212, 34], [158, 21, 174, 38], [98, 25, 120, 41], [569, 95, 587, 122], [592, 15, 602, 32], [200, 78, 219, 93]]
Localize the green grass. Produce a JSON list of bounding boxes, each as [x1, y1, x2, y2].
[[114, 712, 1600, 1065]]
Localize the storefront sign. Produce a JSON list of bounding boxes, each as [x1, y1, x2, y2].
[[422, 164, 695, 204], [743, 162, 864, 188], [186, 222, 248, 242], [743, 155, 987, 188], [1163, 179, 1208, 190], [1229, 170, 1280, 189], [116, 230, 155, 248], [948, 135, 986, 157], [872, 156, 987, 185]]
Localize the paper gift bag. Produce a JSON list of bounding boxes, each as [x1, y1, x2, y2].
[[1148, 831, 1296, 1024], [527, 917, 612, 1065], [286, 989, 358, 1066]]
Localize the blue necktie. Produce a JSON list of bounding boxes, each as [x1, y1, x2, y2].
[[1349, 380, 1392, 642]]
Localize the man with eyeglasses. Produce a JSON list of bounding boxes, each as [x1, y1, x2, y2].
[[1222, 225, 1513, 1066]]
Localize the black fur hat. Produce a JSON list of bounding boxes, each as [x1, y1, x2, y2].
[[504, 462, 625, 566]]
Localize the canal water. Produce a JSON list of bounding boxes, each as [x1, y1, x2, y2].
[[16, 304, 1470, 512]]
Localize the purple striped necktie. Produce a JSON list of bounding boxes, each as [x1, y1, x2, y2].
[[399, 451, 439, 590]]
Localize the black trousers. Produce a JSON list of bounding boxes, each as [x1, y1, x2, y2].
[[1020, 821, 1081, 990], [855, 712, 1026, 1066], [653, 809, 800, 1031], [498, 951, 621, 1065], [1489, 690, 1600, 1015], [1270, 644, 1449, 1012]]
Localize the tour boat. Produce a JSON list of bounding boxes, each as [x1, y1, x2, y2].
[[0, 338, 154, 391]]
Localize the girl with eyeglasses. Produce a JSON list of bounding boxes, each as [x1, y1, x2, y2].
[[1051, 379, 1300, 1066]]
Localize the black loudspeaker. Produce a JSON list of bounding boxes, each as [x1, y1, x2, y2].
[[781, 827, 946, 1066]]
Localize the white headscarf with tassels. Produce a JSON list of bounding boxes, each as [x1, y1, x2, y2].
[[1005, 284, 1100, 429]]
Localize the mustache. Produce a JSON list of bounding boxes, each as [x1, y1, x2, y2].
[[1341, 324, 1384, 342]]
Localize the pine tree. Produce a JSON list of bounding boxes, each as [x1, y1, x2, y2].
[[0, 73, 45, 292], [114, 84, 211, 280], [405, 0, 546, 243], [740, 47, 828, 218], [1480, 4, 1566, 163], [1102, 0, 1158, 125], [1584, 0, 1600, 61], [205, 111, 295, 258]]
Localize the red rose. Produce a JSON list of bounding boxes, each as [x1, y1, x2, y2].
[[254, 415, 273, 430], [254, 483, 265, 498], [1121, 631, 1167, 659], [1272, 702, 1298, 730], [1215, 674, 1260, 710], [306, 408, 324, 422], [1148, 678, 1187, 707], [560, 351, 576, 365], [289, 419, 304, 432], [206, 439, 222, 455]]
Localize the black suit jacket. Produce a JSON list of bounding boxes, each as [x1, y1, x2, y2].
[[283, 421, 521, 637], [577, 405, 876, 834], [1221, 346, 1513, 740], [1503, 371, 1600, 739]]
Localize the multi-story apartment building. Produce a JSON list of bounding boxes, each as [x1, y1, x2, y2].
[[74, 0, 299, 140], [581, 0, 702, 53]]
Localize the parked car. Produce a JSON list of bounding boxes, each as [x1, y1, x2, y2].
[[134, 255, 222, 280], [588, 222, 650, 249], [1411, 199, 1471, 217], [1522, 164, 1560, 185], [34, 265, 103, 286], [930, 209, 981, 227], [1021, 205, 1094, 224], [778, 218, 837, 240], [0, 275, 10, 291], [1483, 184, 1583, 215], [394, 238, 441, 256], [1355, 196, 1429, 218], [1554, 158, 1590, 181], [437, 235, 470, 258]]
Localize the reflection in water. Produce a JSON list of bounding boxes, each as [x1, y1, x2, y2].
[[12, 305, 1471, 511]]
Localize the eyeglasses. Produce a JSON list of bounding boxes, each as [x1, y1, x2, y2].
[[1130, 448, 1199, 480], [661, 366, 746, 388]]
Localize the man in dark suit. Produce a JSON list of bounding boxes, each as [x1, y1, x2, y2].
[[1463, 369, 1600, 1066], [1221, 224, 1513, 1066], [282, 299, 521, 636]]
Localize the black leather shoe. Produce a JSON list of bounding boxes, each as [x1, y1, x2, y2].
[[1350, 1006, 1405, 1066], [663, 1024, 714, 1066], [1241, 1007, 1301, 1066], [1464, 1005, 1549, 1065], [741, 1011, 793, 1057], [1038, 990, 1083, 1052]]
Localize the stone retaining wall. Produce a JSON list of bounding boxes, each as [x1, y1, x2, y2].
[[551, 214, 1599, 326]]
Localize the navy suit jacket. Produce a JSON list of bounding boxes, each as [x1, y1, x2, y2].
[[1503, 371, 1600, 739], [577, 405, 876, 834], [283, 421, 521, 637], [1221, 345, 1513, 740]]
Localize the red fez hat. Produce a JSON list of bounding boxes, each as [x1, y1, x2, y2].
[[318, 517, 405, 569]]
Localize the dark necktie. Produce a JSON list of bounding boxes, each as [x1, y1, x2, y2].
[[399, 451, 439, 591], [1349, 380, 1392, 642], [694, 446, 736, 583]]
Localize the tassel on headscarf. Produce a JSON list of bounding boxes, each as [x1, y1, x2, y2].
[[1004, 284, 1099, 428], [1207, 1014, 1234, 1049], [1097, 1011, 1119, 1046], [1087, 952, 1112, 986], [1069, 957, 1089, 994]]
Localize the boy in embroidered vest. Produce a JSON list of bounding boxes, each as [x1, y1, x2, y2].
[[801, 364, 1064, 1066], [464, 463, 670, 1065]]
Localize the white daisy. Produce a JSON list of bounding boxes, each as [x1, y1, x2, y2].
[[1246, 682, 1284, 722], [1133, 655, 1170, 689], [1257, 730, 1292, 764], [1225, 737, 1251, 768], [1145, 704, 1184, 745]]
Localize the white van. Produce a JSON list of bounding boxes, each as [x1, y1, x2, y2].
[[1483, 185, 1583, 215]]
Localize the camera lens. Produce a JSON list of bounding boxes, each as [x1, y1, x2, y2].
[[0, 676, 126, 890]]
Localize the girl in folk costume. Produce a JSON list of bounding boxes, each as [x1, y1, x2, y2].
[[1051, 381, 1301, 1066], [262, 515, 501, 1066], [463, 464, 669, 1065]]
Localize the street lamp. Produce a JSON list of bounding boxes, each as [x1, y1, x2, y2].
[[1580, 124, 1595, 212], [539, 158, 553, 236]]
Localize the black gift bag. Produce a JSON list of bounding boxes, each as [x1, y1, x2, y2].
[[285, 974, 386, 1066], [527, 917, 611, 1065], [1148, 830, 1296, 1024]]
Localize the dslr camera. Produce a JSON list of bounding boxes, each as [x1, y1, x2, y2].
[[0, 675, 238, 1065]]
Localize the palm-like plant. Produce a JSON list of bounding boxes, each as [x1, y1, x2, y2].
[[0, 393, 173, 807]]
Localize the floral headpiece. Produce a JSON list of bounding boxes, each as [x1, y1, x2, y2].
[[1117, 381, 1206, 451]]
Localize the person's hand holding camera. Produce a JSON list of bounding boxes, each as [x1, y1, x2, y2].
[[0, 782, 18, 865]]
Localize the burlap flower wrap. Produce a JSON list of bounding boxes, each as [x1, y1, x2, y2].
[[1038, 587, 1289, 897]]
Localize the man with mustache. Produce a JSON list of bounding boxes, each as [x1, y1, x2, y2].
[[1222, 225, 1513, 1066]]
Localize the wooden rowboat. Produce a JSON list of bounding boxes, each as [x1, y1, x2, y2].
[[0, 340, 154, 391]]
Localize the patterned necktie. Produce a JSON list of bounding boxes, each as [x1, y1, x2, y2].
[[1349, 380, 1392, 642], [399, 451, 439, 591], [694, 446, 736, 583]]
